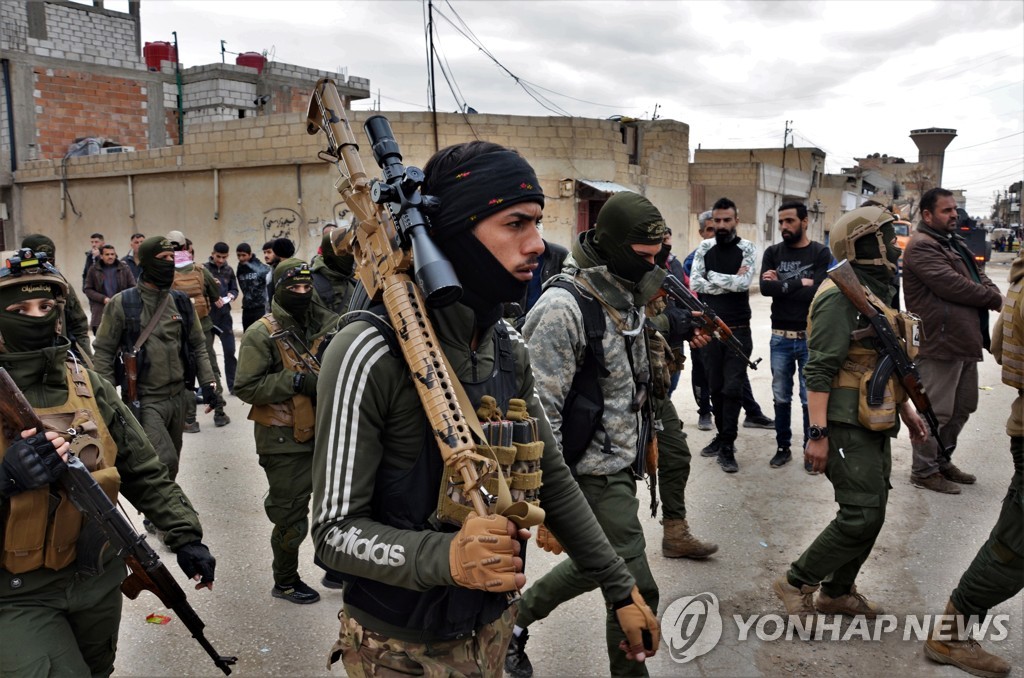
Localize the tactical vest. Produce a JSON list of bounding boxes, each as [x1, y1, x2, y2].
[[173, 268, 210, 320], [0, 363, 119, 574], [1001, 277, 1024, 391], [339, 311, 520, 642], [247, 315, 325, 443], [811, 281, 914, 431]]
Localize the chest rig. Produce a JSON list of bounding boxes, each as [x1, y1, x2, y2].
[[812, 281, 918, 430], [0, 362, 119, 574], [247, 315, 325, 443]]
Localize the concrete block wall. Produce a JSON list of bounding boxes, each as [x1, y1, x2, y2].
[[1, 2, 143, 71], [11, 109, 691, 262], [33, 67, 150, 158]]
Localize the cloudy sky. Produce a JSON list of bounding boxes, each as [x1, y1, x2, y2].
[[126, 0, 1021, 216]]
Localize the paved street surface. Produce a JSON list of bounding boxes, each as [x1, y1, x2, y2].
[[115, 252, 1023, 677]]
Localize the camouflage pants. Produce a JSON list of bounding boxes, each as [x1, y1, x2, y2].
[[329, 606, 516, 677]]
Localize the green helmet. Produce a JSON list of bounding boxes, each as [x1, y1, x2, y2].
[[829, 205, 898, 273]]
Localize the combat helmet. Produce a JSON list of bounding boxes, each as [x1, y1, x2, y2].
[[829, 205, 898, 273], [0, 248, 69, 349]]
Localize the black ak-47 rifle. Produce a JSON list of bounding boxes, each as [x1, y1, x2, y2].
[[827, 260, 952, 459], [661, 274, 761, 370], [0, 368, 237, 675], [304, 79, 543, 530]]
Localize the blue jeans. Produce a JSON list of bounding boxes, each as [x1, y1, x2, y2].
[[770, 334, 809, 448]]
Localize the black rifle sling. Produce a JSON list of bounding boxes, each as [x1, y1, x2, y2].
[[548, 279, 612, 469]]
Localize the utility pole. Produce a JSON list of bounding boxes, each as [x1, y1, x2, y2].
[[427, 0, 439, 153], [173, 31, 183, 145], [220, 40, 226, 64]]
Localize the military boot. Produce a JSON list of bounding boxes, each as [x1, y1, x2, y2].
[[924, 599, 1011, 678], [771, 576, 819, 632], [505, 628, 534, 678], [662, 518, 719, 559], [815, 585, 884, 618]]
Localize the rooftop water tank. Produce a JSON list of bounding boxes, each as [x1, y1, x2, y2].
[[236, 52, 266, 74], [143, 41, 177, 71]]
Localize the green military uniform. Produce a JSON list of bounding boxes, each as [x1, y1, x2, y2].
[[94, 241, 217, 481], [787, 283, 900, 592], [174, 262, 227, 423], [235, 259, 338, 591], [517, 192, 671, 677], [0, 344, 205, 675], [952, 253, 1024, 619], [780, 206, 911, 607]]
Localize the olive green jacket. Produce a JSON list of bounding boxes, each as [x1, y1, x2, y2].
[[0, 340, 203, 595], [805, 284, 901, 435], [93, 284, 216, 398], [234, 299, 339, 454], [64, 283, 93, 360]]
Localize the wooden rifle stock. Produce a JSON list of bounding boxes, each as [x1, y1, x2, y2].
[[826, 260, 951, 455], [122, 349, 141, 418], [661, 274, 761, 370], [305, 79, 521, 523], [0, 368, 237, 675]]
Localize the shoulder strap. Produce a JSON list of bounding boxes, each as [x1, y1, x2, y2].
[[549, 279, 608, 373], [133, 293, 172, 352], [340, 308, 402, 358], [121, 287, 142, 348]]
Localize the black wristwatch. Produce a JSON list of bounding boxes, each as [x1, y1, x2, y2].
[[808, 425, 830, 441]]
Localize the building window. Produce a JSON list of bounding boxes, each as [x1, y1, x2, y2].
[[238, 109, 246, 119]]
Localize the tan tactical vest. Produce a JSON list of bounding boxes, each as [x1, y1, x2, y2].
[[247, 315, 325, 443], [173, 268, 210, 319], [0, 363, 119, 574], [1001, 278, 1024, 391], [810, 281, 915, 431]]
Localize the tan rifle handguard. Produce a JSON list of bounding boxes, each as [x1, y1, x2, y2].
[[306, 78, 542, 530]]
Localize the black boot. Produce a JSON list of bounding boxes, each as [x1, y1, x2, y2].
[[505, 629, 534, 678]]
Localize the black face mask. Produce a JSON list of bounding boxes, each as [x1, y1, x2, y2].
[[595, 239, 657, 284], [0, 308, 59, 352], [142, 259, 176, 289], [277, 288, 311, 320]]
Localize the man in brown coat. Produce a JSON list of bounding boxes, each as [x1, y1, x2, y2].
[[902, 187, 1003, 493], [83, 244, 136, 334]]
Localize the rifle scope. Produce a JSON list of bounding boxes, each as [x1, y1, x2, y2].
[[364, 115, 461, 308]]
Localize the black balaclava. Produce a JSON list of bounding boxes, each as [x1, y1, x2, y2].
[[592, 192, 667, 283], [321, 232, 354, 277], [423, 148, 544, 326], [0, 282, 60, 352], [138, 236, 176, 289], [273, 258, 313, 321]]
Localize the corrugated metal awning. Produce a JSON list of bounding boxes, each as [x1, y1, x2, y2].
[[578, 179, 631, 193]]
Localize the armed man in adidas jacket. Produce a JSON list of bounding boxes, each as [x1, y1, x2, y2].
[[311, 141, 658, 677]]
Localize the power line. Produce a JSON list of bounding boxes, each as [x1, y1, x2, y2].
[[948, 131, 1024, 152]]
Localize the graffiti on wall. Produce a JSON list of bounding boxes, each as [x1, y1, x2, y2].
[[262, 208, 301, 240]]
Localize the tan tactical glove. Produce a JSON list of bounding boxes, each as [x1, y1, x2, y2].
[[449, 511, 519, 592], [614, 586, 660, 661], [536, 524, 563, 555]]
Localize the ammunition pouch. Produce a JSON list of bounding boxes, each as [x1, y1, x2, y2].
[[0, 363, 119, 574], [646, 328, 672, 400], [248, 396, 316, 443]]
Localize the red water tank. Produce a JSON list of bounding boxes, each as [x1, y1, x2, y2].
[[143, 41, 177, 71], [235, 52, 266, 74]]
